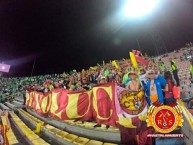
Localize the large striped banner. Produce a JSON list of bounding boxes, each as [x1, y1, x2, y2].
[[25, 83, 147, 128]]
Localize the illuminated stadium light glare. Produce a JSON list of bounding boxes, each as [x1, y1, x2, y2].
[[123, 0, 159, 18]]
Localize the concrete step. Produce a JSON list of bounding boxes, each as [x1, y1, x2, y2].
[[19, 109, 119, 145], [12, 101, 25, 108], [0, 103, 10, 110], [26, 109, 120, 144], [15, 97, 24, 103], [5, 102, 17, 110]]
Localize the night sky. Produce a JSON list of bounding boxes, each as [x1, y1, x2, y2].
[[0, 0, 193, 77]]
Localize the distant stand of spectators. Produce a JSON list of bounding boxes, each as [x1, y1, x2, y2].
[[0, 45, 191, 107]]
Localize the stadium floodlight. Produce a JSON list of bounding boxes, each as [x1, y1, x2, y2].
[[0, 63, 10, 73], [123, 0, 159, 18]]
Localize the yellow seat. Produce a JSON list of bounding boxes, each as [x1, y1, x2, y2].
[[1, 116, 8, 125], [24, 130, 35, 136], [28, 134, 39, 140], [45, 125, 55, 130], [41, 143, 51, 145], [86, 140, 103, 145], [41, 142, 50, 145], [64, 134, 78, 142], [32, 138, 46, 145], [103, 143, 118, 145], [73, 137, 89, 145], [9, 139, 19, 144], [49, 128, 61, 134], [56, 131, 69, 138]]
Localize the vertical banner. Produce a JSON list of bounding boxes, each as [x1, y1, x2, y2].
[[66, 90, 93, 121], [92, 83, 118, 126], [35, 92, 52, 116], [49, 89, 93, 121], [25, 91, 34, 109], [25, 91, 30, 108], [32, 92, 42, 113], [49, 88, 70, 120], [40, 92, 52, 115]]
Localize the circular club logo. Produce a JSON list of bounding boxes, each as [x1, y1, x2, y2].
[[118, 90, 147, 115], [151, 105, 179, 133]]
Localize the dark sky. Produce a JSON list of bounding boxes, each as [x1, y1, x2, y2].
[[0, 0, 193, 77]]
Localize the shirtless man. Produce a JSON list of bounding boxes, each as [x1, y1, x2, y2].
[[126, 72, 143, 108], [126, 72, 142, 93]]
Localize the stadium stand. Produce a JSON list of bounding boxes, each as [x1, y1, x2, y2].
[[9, 111, 50, 145], [1, 115, 19, 144], [0, 47, 193, 144], [22, 109, 120, 144]]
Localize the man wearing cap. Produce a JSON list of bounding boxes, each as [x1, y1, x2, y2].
[[126, 71, 142, 93], [125, 71, 144, 110], [142, 70, 166, 106]]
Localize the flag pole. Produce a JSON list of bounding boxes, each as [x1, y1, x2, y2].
[[136, 38, 142, 52], [31, 58, 36, 77]]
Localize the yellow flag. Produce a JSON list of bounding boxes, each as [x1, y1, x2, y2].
[[129, 52, 138, 69], [112, 60, 119, 69]]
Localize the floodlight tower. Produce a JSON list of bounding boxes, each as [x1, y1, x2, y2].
[[122, 0, 167, 56], [151, 31, 167, 56]]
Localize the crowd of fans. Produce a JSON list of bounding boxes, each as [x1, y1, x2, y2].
[[0, 46, 193, 106]]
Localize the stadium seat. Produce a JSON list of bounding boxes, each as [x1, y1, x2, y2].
[[49, 127, 61, 134], [64, 134, 79, 142], [1, 115, 19, 144], [18, 109, 44, 127], [56, 131, 69, 138], [32, 138, 46, 145], [86, 140, 103, 145], [73, 137, 90, 145], [103, 143, 118, 145], [44, 124, 55, 130], [9, 111, 50, 145], [181, 93, 193, 108]]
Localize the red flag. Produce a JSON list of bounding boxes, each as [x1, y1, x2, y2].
[[135, 55, 149, 66], [132, 50, 141, 56], [136, 50, 141, 56]]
